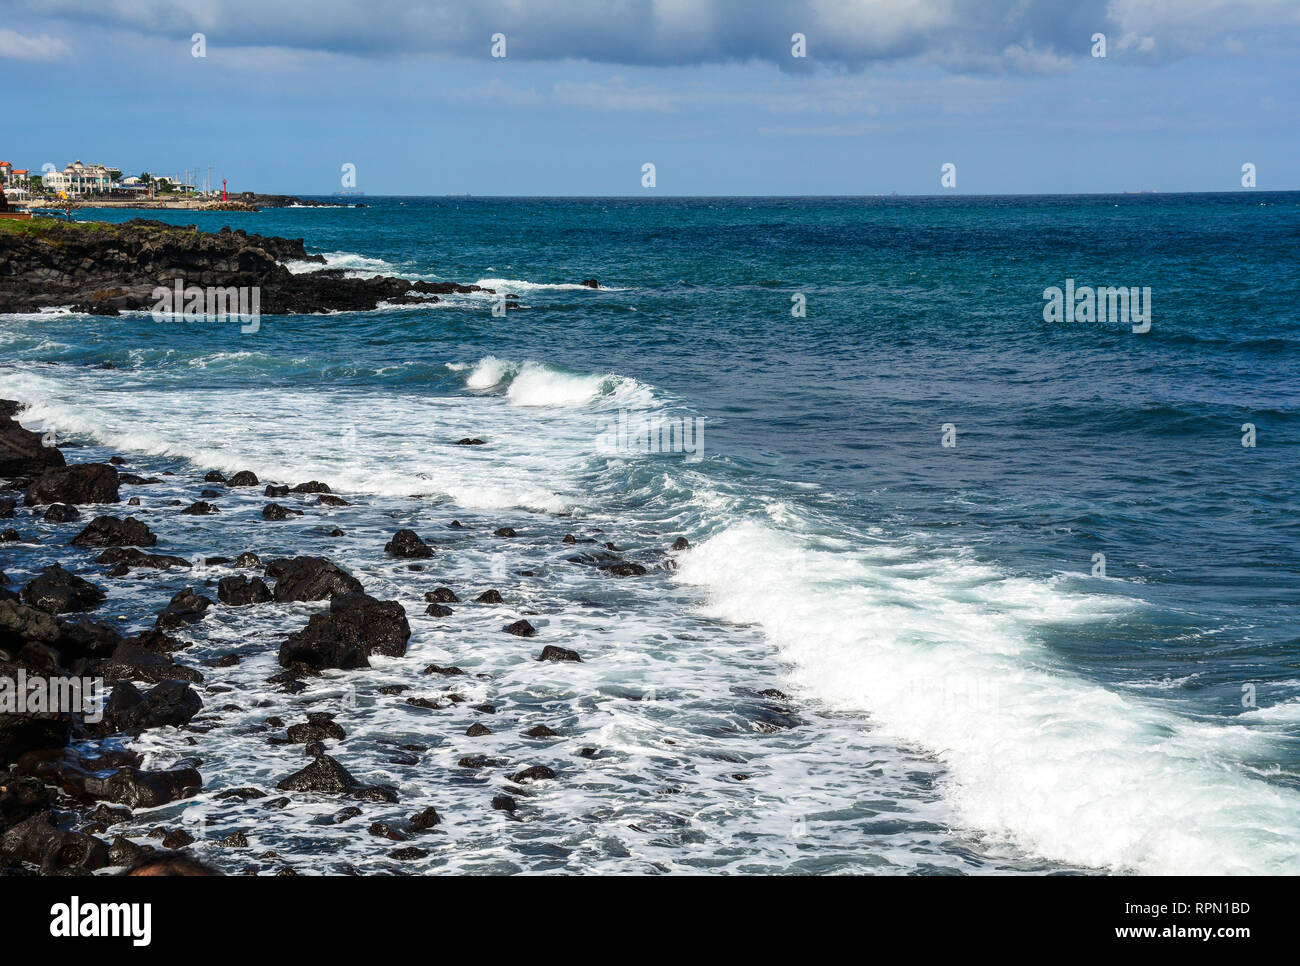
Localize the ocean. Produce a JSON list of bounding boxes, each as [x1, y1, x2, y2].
[[2, 194, 1298, 874]]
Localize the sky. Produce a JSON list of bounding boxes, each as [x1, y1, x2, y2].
[[1, 0, 1297, 196]]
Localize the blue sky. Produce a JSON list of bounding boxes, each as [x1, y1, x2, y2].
[[2, 0, 1297, 195]]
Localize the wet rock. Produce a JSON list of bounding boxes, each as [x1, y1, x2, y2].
[[267, 555, 364, 602], [203, 471, 227, 483], [100, 643, 203, 684], [217, 575, 272, 606], [55, 617, 124, 660], [286, 715, 346, 743], [406, 697, 441, 710], [672, 537, 691, 550], [424, 603, 453, 617], [262, 502, 303, 521], [0, 813, 108, 873], [385, 528, 433, 558], [218, 830, 248, 848], [98, 679, 203, 733], [155, 588, 213, 629], [455, 438, 485, 445], [0, 498, 14, 518], [25, 463, 119, 506], [422, 664, 464, 676], [278, 592, 410, 670], [368, 822, 406, 841], [509, 765, 556, 784], [425, 587, 458, 603], [227, 470, 259, 487], [20, 564, 105, 615], [27, 757, 203, 809], [181, 500, 220, 515], [491, 794, 517, 812], [475, 589, 503, 604], [503, 619, 536, 637], [409, 806, 440, 831], [161, 829, 195, 849], [70, 515, 156, 547], [538, 645, 582, 663], [233, 552, 261, 569], [579, 278, 600, 289], [390, 846, 427, 860], [292, 481, 331, 493], [0, 528, 26, 542], [332, 806, 362, 824], [493, 527, 517, 537], [562, 534, 577, 544], [118, 474, 163, 486], [524, 725, 558, 738], [600, 561, 646, 577], [95, 547, 190, 570], [0, 412, 66, 478], [304, 740, 325, 757], [42, 503, 80, 523], [466, 723, 491, 737], [277, 754, 393, 801], [200, 489, 221, 498], [264, 484, 290, 497], [316, 493, 350, 507]]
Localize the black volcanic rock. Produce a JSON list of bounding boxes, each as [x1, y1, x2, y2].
[[20, 564, 105, 615], [278, 593, 410, 670], [42, 503, 80, 523], [538, 645, 582, 663], [217, 574, 272, 606], [70, 515, 156, 547], [384, 529, 433, 558], [267, 556, 364, 602], [503, 619, 536, 637], [262, 502, 303, 520], [0, 410, 65, 478], [25, 464, 119, 506], [0, 219, 495, 315]]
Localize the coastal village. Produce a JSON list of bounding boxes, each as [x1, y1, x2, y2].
[[1, 158, 219, 203]]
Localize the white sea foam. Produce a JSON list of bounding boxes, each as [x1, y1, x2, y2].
[[674, 519, 1300, 875], [474, 277, 627, 292]]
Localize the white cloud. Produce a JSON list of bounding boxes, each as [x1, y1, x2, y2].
[[0, 28, 71, 61]]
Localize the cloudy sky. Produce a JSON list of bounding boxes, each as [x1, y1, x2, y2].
[[2, 0, 1297, 194]]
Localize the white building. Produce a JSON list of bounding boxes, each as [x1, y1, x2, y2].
[[43, 160, 117, 196]]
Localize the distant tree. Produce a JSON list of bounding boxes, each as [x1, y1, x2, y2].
[[139, 172, 152, 184]]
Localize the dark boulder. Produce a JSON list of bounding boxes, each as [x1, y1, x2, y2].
[[267, 556, 364, 602], [217, 575, 272, 606], [0, 413, 66, 478], [292, 481, 331, 493], [181, 500, 220, 515], [155, 588, 212, 630], [228, 470, 259, 487], [508, 765, 556, 784], [95, 547, 190, 570], [579, 278, 600, 289], [98, 679, 203, 733], [384, 529, 433, 558], [42, 503, 80, 523], [538, 645, 582, 663], [100, 643, 203, 685], [276, 755, 389, 800], [264, 484, 290, 497], [475, 589, 503, 604], [316, 493, 350, 507], [70, 515, 156, 547], [0, 813, 108, 873], [278, 593, 410, 670], [425, 587, 458, 603], [503, 619, 536, 637], [455, 438, 486, 445], [424, 603, 452, 617], [493, 527, 517, 537], [20, 564, 105, 615], [203, 471, 227, 483], [24, 463, 119, 506], [672, 537, 691, 550], [524, 725, 558, 738], [262, 502, 303, 520]]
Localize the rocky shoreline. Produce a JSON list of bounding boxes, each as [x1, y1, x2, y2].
[[0, 400, 715, 875], [0, 218, 527, 316]]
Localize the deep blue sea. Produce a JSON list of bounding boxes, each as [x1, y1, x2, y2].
[[3, 194, 1298, 874]]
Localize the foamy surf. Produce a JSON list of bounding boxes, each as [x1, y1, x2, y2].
[[675, 519, 1300, 875], [459, 356, 657, 409]]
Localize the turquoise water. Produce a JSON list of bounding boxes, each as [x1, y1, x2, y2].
[[2, 194, 1298, 874]]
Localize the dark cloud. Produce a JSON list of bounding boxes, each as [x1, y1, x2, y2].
[[18, 0, 1300, 72]]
